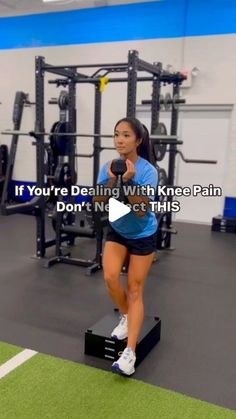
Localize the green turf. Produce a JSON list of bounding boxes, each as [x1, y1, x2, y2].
[[0, 353, 236, 419], [0, 341, 23, 365]]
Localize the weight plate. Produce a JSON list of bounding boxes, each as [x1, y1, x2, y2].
[[0, 144, 8, 176], [156, 167, 168, 203], [58, 91, 69, 111], [173, 93, 180, 110], [159, 94, 165, 111], [152, 123, 167, 162], [49, 121, 72, 156], [49, 121, 60, 152], [54, 162, 71, 187], [51, 205, 71, 232], [156, 212, 169, 250], [53, 162, 77, 188], [164, 93, 172, 111], [158, 167, 168, 187]]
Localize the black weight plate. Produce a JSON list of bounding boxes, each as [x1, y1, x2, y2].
[[156, 212, 169, 250], [55, 121, 70, 156], [51, 206, 71, 232], [158, 167, 168, 187], [46, 146, 58, 180], [54, 164, 77, 188], [152, 123, 167, 162], [49, 121, 60, 151], [0, 144, 8, 176], [156, 167, 168, 203], [159, 94, 165, 111], [50, 121, 71, 156], [54, 162, 71, 187]]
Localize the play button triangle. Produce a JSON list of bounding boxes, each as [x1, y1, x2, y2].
[[108, 197, 131, 222]]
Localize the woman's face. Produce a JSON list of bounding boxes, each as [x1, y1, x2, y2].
[[114, 121, 140, 155]]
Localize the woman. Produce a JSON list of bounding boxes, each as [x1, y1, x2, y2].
[[95, 117, 158, 376]]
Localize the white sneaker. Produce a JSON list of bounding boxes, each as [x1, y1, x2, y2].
[[112, 347, 136, 376], [111, 314, 128, 340]]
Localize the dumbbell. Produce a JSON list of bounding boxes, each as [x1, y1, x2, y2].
[[110, 159, 127, 201], [110, 158, 127, 178]]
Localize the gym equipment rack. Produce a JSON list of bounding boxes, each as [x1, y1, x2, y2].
[[1, 50, 187, 263]]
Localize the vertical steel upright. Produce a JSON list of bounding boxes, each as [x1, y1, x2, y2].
[[68, 75, 77, 184], [126, 50, 139, 118], [93, 83, 102, 187], [92, 82, 104, 272], [35, 56, 46, 257], [165, 83, 180, 248], [1, 92, 28, 207], [169, 84, 180, 184], [150, 62, 162, 134], [64, 75, 77, 247]]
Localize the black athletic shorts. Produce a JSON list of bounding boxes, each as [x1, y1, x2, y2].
[[106, 226, 157, 255]]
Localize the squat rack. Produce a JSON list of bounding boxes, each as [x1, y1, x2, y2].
[[1, 50, 185, 259], [33, 50, 186, 257]]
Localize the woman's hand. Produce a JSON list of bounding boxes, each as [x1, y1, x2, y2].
[[107, 160, 117, 179], [122, 159, 136, 183]]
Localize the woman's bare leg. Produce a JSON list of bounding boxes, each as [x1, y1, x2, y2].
[[127, 252, 155, 352], [102, 241, 129, 314]]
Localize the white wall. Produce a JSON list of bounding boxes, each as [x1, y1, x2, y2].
[[0, 34, 235, 214], [182, 35, 236, 197], [137, 105, 233, 224]]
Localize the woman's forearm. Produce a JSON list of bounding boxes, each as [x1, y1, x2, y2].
[[92, 178, 117, 204], [126, 194, 150, 216], [122, 179, 151, 216]]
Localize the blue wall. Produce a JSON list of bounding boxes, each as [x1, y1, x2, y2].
[[0, 0, 236, 50]]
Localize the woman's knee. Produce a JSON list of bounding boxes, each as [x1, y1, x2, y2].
[[128, 281, 143, 303], [104, 270, 120, 289]]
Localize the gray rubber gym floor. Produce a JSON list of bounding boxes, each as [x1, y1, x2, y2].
[[0, 213, 235, 410]]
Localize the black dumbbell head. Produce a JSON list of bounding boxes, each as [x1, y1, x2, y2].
[[110, 159, 127, 176]]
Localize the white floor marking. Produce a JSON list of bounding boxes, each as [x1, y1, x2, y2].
[[0, 349, 38, 379]]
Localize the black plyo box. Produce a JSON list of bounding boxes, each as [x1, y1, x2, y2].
[[212, 215, 236, 226], [212, 225, 236, 233], [84, 312, 161, 367], [212, 216, 236, 233]]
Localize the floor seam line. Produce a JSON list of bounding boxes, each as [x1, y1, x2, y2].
[[0, 349, 38, 379]]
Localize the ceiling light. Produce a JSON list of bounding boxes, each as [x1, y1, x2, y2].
[[42, 0, 75, 3]]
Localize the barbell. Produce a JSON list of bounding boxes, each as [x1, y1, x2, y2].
[[48, 90, 69, 110], [142, 93, 186, 111], [2, 128, 217, 165], [1, 129, 179, 142]]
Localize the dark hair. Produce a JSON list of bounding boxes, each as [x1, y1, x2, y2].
[[114, 117, 151, 162]]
